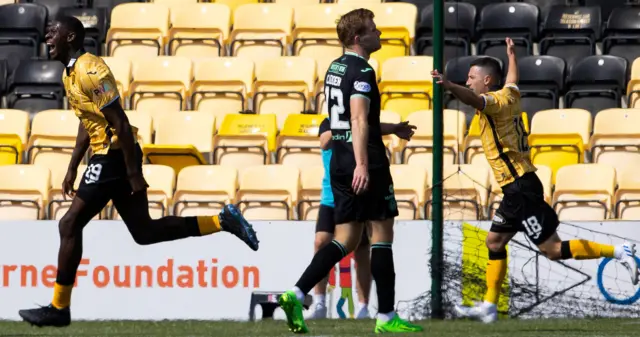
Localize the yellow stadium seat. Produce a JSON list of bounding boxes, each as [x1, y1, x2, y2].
[[213, 113, 277, 171], [101, 57, 131, 103], [276, 0, 319, 4], [111, 164, 176, 219], [0, 164, 50, 219], [315, 57, 378, 114], [213, 0, 259, 13], [254, 57, 317, 128], [553, 164, 616, 221], [124, 110, 153, 146], [173, 165, 237, 216], [276, 113, 325, 168], [337, 0, 381, 4], [402, 109, 466, 167], [168, 3, 231, 57], [488, 164, 552, 218], [369, 3, 417, 64], [297, 165, 324, 220], [0, 109, 29, 165], [627, 58, 640, 108], [427, 164, 490, 220], [106, 3, 170, 58], [47, 164, 93, 220], [229, 4, 293, 61], [192, 57, 255, 128], [379, 56, 434, 119], [380, 110, 401, 160], [614, 169, 640, 219], [590, 108, 640, 185], [463, 112, 530, 166], [292, 4, 354, 62], [143, 111, 214, 175], [390, 164, 427, 220], [27, 110, 78, 181], [129, 57, 192, 111], [529, 109, 592, 184], [236, 165, 300, 220], [0, 0, 15, 4], [154, 0, 197, 5]]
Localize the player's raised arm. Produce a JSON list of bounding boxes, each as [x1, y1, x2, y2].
[[431, 70, 485, 111], [504, 37, 518, 86]]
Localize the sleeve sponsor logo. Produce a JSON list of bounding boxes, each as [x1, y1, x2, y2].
[[93, 81, 112, 95], [354, 81, 372, 93]]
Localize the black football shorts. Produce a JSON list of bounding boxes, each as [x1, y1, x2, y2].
[[491, 172, 559, 245], [315, 204, 369, 245], [331, 168, 399, 225]]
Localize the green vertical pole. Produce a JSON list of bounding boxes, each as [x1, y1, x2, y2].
[[430, 0, 445, 320]]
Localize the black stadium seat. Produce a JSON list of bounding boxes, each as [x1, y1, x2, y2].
[[388, 0, 434, 13], [0, 59, 7, 97], [0, 3, 48, 76], [584, 0, 633, 24], [6, 60, 64, 114], [602, 7, 640, 68], [27, 0, 85, 20], [60, 7, 108, 56], [459, 0, 503, 12], [517, 55, 565, 120], [519, 0, 578, 24], [416, 2, 476, 62], [564, 55, 627, 116], [476, 3, 539, 67], [539, 6, 600, 71], [444, 55, 504, 125]]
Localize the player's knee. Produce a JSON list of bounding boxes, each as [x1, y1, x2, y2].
[[314, 235, 331, 252], [130, 231, 154, 246], [58, 212, 80, 238], [485, 236, 507, 252], [539, 243, 563, 260]]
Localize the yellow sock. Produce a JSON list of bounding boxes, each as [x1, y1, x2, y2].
[[52, 282, 73, 309], [197, 215, 221, 235], [483, 255, 507, 305], [568, 240, 614, 259]]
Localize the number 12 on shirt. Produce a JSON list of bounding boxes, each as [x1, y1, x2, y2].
[[326, 86, 349, 130]]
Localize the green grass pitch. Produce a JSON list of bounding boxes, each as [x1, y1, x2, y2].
[[0, 318, 638, 336]]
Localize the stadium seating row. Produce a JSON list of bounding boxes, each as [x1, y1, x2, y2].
[[0, 162, 637, 221]]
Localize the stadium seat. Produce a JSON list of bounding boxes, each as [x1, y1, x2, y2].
[[416, 2, 476, 61], [529, 108, 592, 183], [402, 109, 466, 167], [153, 0, 197, 5], [539, 6, 600, 71], [427, 164, 490, 220], [60, 7, 108, 56], [143, 111, 213, 174], [614, 169, 640, 219], [7, 60, 64, 114], [276, 113, 325, 168], [168, 3, 231, 58], [253, 56, 317, 128], [213, 113, 277, 171], [602, 6, 640, 66], [444, 55, 503, 125], [627, 58, 640, 108], [292, 4, 353, 62], [106, 2, 170, 58], [476, 3, 539, 67], [101, 57, 131, 105], [519, 0, 569, 22], [112, 164, 176, 219], [463, 111, 530, 166], [459, 0, 502, 12], [553, 164, 616, 220], [390, 164, 427, 220], [0, 109, 28, 165], [129, 56, 192, 111], [173, 165, 237, 216], [27, 110, 77, 181], [192, 57, 255, 128], [590, 108, 640, 185], [378, 56, 434, 119], [236, 164, 300, 220], [369, 3, 417, 64], [0, 58, 6, 96], [275, 0, 320, 4], [213, 0, 260, 14], [124, 110, 152, 146], [584, 0, 632, 24], [0, 3, 48, 75], [47, 164, 90, 220], [564, 56, 627, 116], [30, 0, 79, 24], [229, 3, 293, 62], [0, 164, 50, 219], [0, 1, 14, 4], [297, 165, 324, 220], [517, 56, 565, 119]]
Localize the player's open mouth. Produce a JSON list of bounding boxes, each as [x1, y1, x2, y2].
[[46, 42, 56, 54]]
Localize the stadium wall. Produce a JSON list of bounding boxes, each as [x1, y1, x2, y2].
[[0, 220, 637, 321]]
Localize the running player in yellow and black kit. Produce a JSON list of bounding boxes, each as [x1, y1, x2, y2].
[[18, 16, 259, 328], [432, 38, 639, 323]]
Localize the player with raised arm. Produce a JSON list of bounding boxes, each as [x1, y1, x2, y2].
[[310, 117, 371, 320], [278, 9, 423, 334], [18, 16, 259, 328], [431, 38, 639, 323]]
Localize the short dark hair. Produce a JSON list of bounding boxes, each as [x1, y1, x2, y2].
[[336, 8, 375, 48], [55, 15, 85, 49], [470, 57, 502, 83]]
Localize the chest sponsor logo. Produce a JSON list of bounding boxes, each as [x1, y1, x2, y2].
[[329, 63, 347, 76], [325, 74, 342, 86], [332, 131, 352, 143], [354, 81, 372, 93]]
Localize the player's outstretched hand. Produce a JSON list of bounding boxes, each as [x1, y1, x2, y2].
[[128, 173, 149, 194], [393, 121, 416, 141], [431, 70, 450, 89], [62, 169, 77, 200], [506, 37, 515, 57], [352, 165, 369, 195]]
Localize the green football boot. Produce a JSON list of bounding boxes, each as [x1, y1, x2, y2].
[[278, 290, 309, 334], [374, 314, 424, 333]]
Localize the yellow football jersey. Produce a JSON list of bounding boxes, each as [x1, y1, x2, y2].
[[477, 83, 536, 187], [62, 51, 137, 155]]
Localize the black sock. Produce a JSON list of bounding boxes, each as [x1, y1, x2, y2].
[[371, 242, 395, 314], [294, 240, 347, 295]]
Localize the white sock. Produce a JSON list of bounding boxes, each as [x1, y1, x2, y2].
[[614, 244, 626, 259], [358, 302, 368, 312], [483, 301, 497, 308], [377, 311, 395, 322], [314, 294, 326, 306], [292, 286, 305, 302]]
